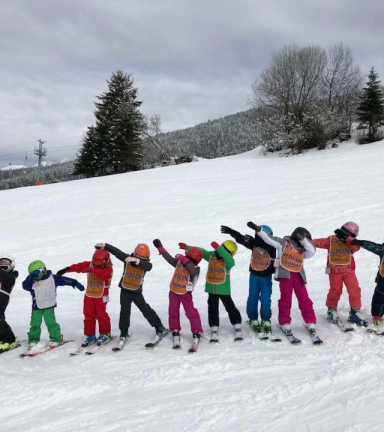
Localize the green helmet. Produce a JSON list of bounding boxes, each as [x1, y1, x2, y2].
[[28, 260, 46, 275]]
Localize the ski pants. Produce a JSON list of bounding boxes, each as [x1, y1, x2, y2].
[[119, 289, 163, 337], [371, 277, 384, 318], [168, 291, 203, 334], [326, 272, 361, 309], [83, 295, 111, 336], [0, 296, 15, 344], [247, 273, 272, 321], [278, 272, 316, 325], [208, 293, 242, 328], [28, 308, 61, 343]]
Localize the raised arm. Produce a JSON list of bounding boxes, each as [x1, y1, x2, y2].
[[353, 239, 384, 257]]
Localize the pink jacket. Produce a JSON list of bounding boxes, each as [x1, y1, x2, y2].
[[312, 236, 360, 274]]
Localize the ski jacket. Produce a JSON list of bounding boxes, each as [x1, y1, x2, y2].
[[186, 244, 235, 295], [312, 236, 360, 274], [228, 229, 275, 276], [105, 243, 152, 294], [162, 251, 200, 294], [257, 230, 315, 285], [22, 270, 81, 310], [353, 239, 384, 284], [68, 261, 113, 298], [0, 269, 18, 312]]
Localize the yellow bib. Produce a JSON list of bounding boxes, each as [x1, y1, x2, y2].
[[206, 255, 226, 284], [250, 247, 271, 271], [122, 264, 145, 291], [329, 236, 351, 265], [280, 241, 304, 273], [86, 272, 106, 298], [170, 262, 190, 295]]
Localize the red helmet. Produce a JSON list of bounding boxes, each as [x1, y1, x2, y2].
[[92, 249, 110, 267], [186, 247, 203, 264]]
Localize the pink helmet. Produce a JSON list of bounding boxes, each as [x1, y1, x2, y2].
[[341, 222, 359, 237]]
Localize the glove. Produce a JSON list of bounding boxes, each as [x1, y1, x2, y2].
[[56, 267, 69, 278], [221, 225, 233, 235], [211, 241, 220, 249], [178, 242, 187, 250], [244, 234, 254, 244], [247, 222, 261, 232], [334, 229, 347, 240], [175, 254, 190, 266], [296, 233, 304, 241], [73, 282, 85, 292], [153, 239, 163, 249], [125, 257, 140, 265], [95, 243, 105, 250]]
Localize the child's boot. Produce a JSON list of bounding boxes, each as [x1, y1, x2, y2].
[[234, 323, 243, 341], [261, 319, 272, 333], [248, 319, 262, 333], [349, 309, 368, 327], [155, 326, 168, 338], [172, 331, 181, 349], [97, 333, 111, 344], [189, 332, 200, 352], [81, 335, 96, 348], [327, 307, 340, 323], [210, 326, 219, 343]]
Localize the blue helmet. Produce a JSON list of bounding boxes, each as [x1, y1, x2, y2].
[[260, 225, 273, 235]]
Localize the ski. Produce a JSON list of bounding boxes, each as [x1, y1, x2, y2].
[[145, 329, 169, 348], [325, 317, 354, 333], [306, 328, 323, 345], [0, 340, 21, 354], [248, 321, 269, 340], [112, 334, 132, 352], [70, 339, 97, 356], [20, 339, 74, 357], [234, 334, 243, 342], [85, 336, 117, 355], [263, 331, 282, 342], [279, 326, 301, 344]]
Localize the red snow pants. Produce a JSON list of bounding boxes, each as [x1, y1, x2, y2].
[[326, 272, 361, 309], [278, 272, 316, 325], [168, 291, 203, 334], [83, 295, 111, 336]]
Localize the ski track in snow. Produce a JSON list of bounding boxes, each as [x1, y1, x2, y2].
[[1, 141, 384, 431]]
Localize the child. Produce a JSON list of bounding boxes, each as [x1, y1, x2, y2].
[[95, 242, 166, 344], [22, 260, 84, 350], [0, 255, 19, 353], [312, 222, 364, 325], [56, 249, 113, 347], [179, 239, 241, 342], [221, 224, 276, 334], [350, 237, 384, 331], [248, 223, 318, 338], [153, 239, 203, 350]]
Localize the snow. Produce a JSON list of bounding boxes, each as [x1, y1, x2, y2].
[[1, 165, 27, 171], [2, 139, 384, 432]]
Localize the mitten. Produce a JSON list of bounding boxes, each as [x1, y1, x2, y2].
[[178, 242, 187, 250], [153, 239, 163, 249], [56, 267, 70, 278], [95, 243, 105, 249], [221, 226, 233, 235], [247, 222, 261, 232], [74, 282, 85, 292], [211, 241, 220, 249]]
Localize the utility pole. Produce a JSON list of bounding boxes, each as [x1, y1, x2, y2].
[[34, 139, 47, 182]]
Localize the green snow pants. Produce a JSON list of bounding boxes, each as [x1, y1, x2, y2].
[[28, 308, 61, 343]]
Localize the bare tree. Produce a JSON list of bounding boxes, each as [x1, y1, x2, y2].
[[141, 114, 171, 161]]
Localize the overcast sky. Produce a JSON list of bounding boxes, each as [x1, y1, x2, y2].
[[0, 0, 383, 167]]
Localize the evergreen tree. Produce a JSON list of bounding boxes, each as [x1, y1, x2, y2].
[[357, 67, 384, 143], [75, 71, 144, 176]]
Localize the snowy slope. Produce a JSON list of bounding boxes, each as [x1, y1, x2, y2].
[[2, 140, 384, 432]]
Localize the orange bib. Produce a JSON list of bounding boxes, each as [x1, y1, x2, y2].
[[250, 247, 271, 271], [206, 255, 226, 284], [122, 264, 145, 291], [329, 236, 351, 266], [86, 272, 106, 298], [280, 241, 304, 273], [380, 256, 384, 278], [170, 262, 190, 295]]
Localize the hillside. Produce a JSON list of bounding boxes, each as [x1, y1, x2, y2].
[[2, 139, 384, 432]]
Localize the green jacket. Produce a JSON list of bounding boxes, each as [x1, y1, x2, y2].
[[186, 245, 235, 295]]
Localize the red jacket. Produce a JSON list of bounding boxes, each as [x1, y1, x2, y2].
[[312, 236, 360, 274], [69, 261, 113, 295]]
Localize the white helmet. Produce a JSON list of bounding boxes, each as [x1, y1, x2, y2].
[[0, 255, 15, 271]]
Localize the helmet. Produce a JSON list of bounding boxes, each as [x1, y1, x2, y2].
[[0, 254, 15, 272], [28, 260, 47, 280], [341, 222, 359, 238], [291, 227, 312, 244], [260, 225, 273, 235], [222, 240, 238, 255], [134, 243, 150, 259], [92, 249, 110, 267], [186, 247, 203, 264]]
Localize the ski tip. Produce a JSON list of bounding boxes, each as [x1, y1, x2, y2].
[[145, 343, 154, 348]]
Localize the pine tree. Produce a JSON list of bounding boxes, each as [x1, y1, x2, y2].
[[75, 71, 144, 176], [357, 67, 384, 143]]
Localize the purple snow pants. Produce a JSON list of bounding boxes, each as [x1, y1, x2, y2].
[[278, 272, 316, 325], [168, 291, 203, 333]]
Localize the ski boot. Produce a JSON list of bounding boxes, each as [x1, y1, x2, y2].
[[234, 323, 243, 341], [349, 309, 368, 327], [172, 331, 181, 349], [155, 326, 168, 338], [327, 307, 340, 323], [210, 326, 219, 343], [81, 335, 96, 348], [0, 340, 19, 353], [261, 319, 272, 333], [97, 333, 112, 345], [189, 333, 200, 352], [248, 319, 262, 333], [48, 340, 60, 348]]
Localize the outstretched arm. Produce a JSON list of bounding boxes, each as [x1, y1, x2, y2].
[[353, 239, 384, 257]]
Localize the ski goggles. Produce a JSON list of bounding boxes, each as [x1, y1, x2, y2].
[[30, 268, 46, 279]]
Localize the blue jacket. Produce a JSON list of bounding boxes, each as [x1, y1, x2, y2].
[[22, 270, 84, 310]]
